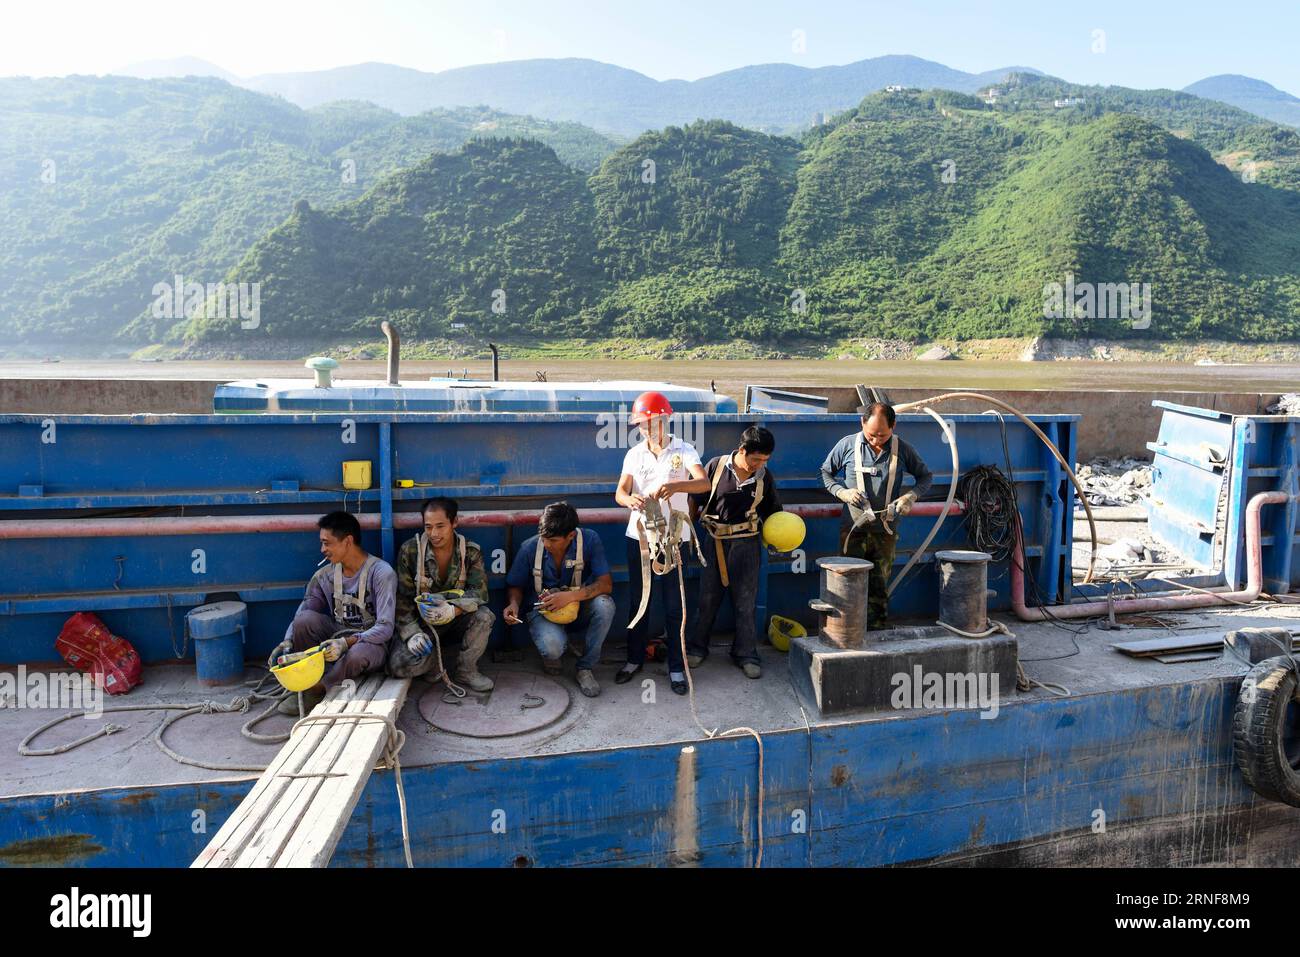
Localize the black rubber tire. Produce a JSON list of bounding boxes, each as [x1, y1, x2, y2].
[[1232, 655, 1300, 806]]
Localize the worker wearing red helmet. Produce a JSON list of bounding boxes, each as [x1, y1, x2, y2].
[[613, 391, 706, 695]]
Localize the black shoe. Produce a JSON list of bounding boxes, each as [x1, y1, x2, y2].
[[614, 663, 642, 685], [670, 677, 688, 696]]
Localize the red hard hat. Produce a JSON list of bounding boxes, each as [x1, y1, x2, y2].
[[629, 391, 673, 424]]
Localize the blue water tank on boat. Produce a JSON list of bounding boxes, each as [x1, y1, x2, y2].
[[212, 378, 738, 415], [185, 601, 248, 686]]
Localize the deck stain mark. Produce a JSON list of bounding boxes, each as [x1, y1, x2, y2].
[[831, 764, 850, 787], [0, 833, 103, 866]]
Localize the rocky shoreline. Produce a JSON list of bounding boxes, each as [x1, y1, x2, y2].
[[6, 336, 1300, 364]]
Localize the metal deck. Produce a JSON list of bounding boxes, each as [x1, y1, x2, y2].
[[5, 604, 1297, 801]]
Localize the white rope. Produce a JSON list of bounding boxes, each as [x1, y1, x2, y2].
[[290, 711, 413, 868], [675, 547, 765, 868], [19, 669, 293, 771], [888, 406, 960, 596], [937, 618, 1072, 698]]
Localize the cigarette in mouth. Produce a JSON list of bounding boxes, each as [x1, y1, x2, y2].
[[316, 557, 330, 567]]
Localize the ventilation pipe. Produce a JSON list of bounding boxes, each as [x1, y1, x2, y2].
[[488, 342, 500, 382], [381, 321, 400, 386]]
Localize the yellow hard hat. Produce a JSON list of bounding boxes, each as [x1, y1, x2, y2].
[[541, 598, 580, 624], [767, 615, 806, 653], [271, 647, 325, 692], [762, 512, 806, 552]]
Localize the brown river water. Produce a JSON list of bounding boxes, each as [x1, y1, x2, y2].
[[1, 358, 1296, 400]]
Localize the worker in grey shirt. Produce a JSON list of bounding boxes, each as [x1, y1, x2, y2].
[[271, 510, 397, 713], [820, 401, 932, 629]]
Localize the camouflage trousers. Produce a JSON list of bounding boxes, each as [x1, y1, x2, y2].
[[843, 522, 897, 630]]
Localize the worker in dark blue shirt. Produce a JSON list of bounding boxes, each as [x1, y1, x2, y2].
[[503, 502, 614, 698]]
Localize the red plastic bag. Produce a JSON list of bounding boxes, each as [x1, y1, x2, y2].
[[55, 612, 142, 695]]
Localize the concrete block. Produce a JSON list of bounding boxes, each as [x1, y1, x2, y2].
[[789, 630, 1017, 718]]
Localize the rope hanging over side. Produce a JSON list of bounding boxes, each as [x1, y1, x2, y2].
[[674, 549, 766, 868], [290, 711, 413, 869]]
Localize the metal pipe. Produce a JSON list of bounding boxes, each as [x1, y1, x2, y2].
[[0, 503, 845, 540], [381, 321, 400, 386], [1010, 491, 1290, 620], [488, 343, 499, 381]]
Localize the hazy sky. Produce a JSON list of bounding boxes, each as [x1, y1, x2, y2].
[[5, 0, 1299, 93]]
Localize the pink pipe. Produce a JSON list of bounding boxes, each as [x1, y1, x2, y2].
[[0, 503, 847, 540], [1011, 490, 1290, 620]]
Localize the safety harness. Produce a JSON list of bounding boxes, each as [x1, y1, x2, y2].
[[416, 532, 468, 596], [628, 498, 696, 629], [699, 455, 766, 588], [331, 555, 378, 629], [533, 529, 585, 592], [850, 433, 900, 536]]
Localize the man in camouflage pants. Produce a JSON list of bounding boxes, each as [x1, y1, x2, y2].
[[388, 497, 496, 691], [820, 402, 933, 629]]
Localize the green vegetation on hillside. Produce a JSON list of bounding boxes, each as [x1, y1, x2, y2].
[[0, 76, 621, 344], [184, 91, 1300, 348]]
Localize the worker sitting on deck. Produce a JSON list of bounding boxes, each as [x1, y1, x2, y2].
[[655, 426, 783, 679], [387, 496, 496, 693], [613, 390, 707, 696], [273, 511, 397, 713], [503, 502, 615, 698], [820, 402, 933, 630]]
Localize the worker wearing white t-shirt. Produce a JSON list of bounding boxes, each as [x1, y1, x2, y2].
[[613, 391, 705, 695]]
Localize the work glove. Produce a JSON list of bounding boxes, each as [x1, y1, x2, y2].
[[835, 487, 866, 508], [269, 637, 293, 666], [448, 596, 480, 615], [406, 632, 433, 657], [416, 593, 456, 628], [893, 491, 918, 516], [320, 636, 349, 662]]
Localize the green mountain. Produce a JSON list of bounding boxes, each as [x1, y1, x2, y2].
[[186, 90, 1300, 348], [0, 75, 621, 345]]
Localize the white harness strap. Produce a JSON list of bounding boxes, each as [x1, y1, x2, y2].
[[533, 531, 584, 594], [853, 435, 899, 502], [332, 555, 376, 627], [416, 532, 467, 596]]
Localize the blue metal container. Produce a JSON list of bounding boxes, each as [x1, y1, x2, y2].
[[185, 601, 248, 686]]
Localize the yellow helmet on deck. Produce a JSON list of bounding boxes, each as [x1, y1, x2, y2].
[[762, 512, 806, 552], [271, 646, 326, 692]]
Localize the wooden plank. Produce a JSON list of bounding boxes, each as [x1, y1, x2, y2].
[[192, 674, 410, 869], [274, 678, 410, 867], [237, 675, 387, 867], [193, 682, 361, 868]]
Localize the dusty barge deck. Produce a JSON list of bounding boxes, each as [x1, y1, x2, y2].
[[4, 603, 1300, 868], [2, 401, 1299, 866]]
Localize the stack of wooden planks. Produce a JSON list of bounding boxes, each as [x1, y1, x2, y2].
[[193, 673, 411, 868]]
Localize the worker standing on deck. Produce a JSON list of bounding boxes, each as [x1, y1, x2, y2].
[[821, 402, 933, 630], [659, 426, 783, 679], [387, 497, 496, 692], [273, 511, 397, 713], [502, 502, 615, 698], [613, 391, 707, 696]]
